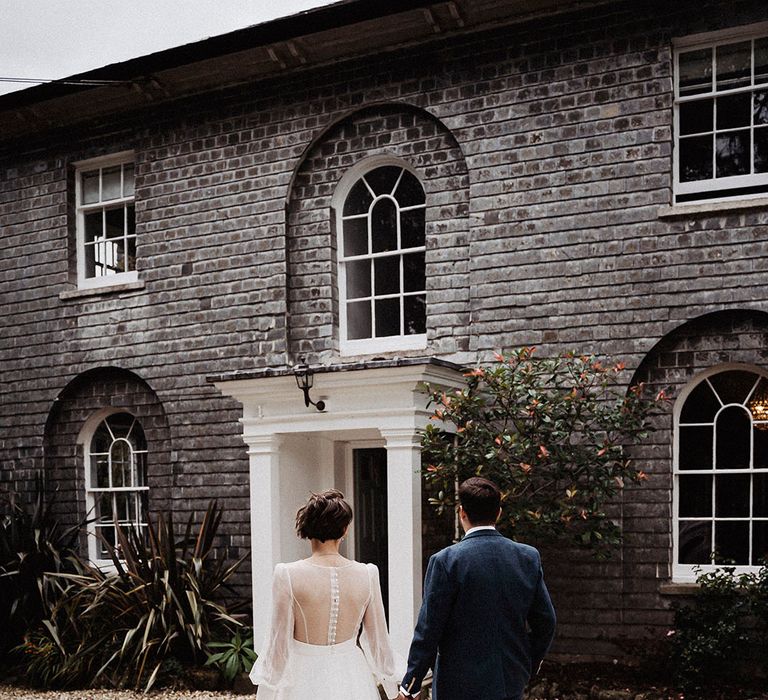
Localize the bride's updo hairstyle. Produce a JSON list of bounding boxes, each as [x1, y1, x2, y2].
[[295, 489, 353, 542]]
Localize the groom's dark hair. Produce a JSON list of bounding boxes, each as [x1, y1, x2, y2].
[[459, 477, 501, 525]]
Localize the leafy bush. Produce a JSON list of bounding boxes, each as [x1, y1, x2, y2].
[[0, 474, 83, 657], [669, 565, 768, 691], [20, 501, 248, 690], [422, 348, 665, 551], [205, 627, 258, 684]]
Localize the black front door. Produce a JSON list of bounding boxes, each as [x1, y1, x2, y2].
[[353, 447, 389, 617]]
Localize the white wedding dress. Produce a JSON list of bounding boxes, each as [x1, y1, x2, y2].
[[249, 559, 401, 700]]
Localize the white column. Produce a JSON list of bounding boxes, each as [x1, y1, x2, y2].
[[382, 428, 423, 656], [246, 433, 282, 648]]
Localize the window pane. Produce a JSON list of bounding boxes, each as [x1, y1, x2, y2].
[[108, 413, 134, 438], [97, 524, 115, 557], [754, 92, 768, 125], [343, 217, 368, 257], [111, 441, 130, 488], [139, 491, 149, 526], [401, 208, 425, 249], [131, 418, 147, 451], [91, 423, 112, 453], [753, 521, 768, 565], [374, 256, 399, 295], [102, 166, 122, 200], [754, 474, 768, 517], [679, 135, 713, 181], [82, 170, 100, 204], [347, 300, 372, 340], [126, 234, 137, 273], [755, 127, 768, 173], [135, 452, 148, 488], [404, 294, 426, 335], [680, 99, 713, 135], [346, 259, 371, 299], [115, 492, 131, 522], [365, 166, 401, 196], [715, 474, 750, 517], [756, 38, 768, 85], [716, 130, 750, 177], [94, 458, 109, 489], [679, 48, 713, 95], [394, 170, 425, 207], [105, 207, 124, 239], [375, 298, 400, 337], [84, 211, 102, 243], [716, 92, 751, 129], [716, 406, 751, 469], [754, 426, 768, 468], [97, 493, 113, 523], [343, 179, 373, 216], [709, 370, 758, 404], [716, 41, 751, 91], [403, 252, 426, 292], [127, 204, 136, 236], [679, 425, 713, 470], [715, 521, 749, 564], [680, 378, 720, 423], [679, 475, 712, 517], [371, 198, 398, 253], [123, 164, 135, 197], [679, 520, 712, 564]]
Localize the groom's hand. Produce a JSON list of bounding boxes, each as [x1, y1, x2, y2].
[[397, 694, 419, 700]]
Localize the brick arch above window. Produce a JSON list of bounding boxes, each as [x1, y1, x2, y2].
[[43, 367, 172, 562], [286, 103, 470, 364]]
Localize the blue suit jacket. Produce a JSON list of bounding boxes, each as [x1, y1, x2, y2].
[[401, 529, 556, 700]]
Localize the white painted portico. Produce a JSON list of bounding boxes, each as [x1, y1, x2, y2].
[[213, 358, 464, 656]]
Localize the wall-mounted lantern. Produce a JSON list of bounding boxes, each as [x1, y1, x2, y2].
[[293, 359, 326, 412]]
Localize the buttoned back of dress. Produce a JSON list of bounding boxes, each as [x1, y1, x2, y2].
[[286, 559, 373, 645]]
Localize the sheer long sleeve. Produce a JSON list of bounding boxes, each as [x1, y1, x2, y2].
[[359, 563, 402, 699], [249, 563, 295, 696]]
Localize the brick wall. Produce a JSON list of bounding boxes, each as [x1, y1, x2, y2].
[[3, 0, 768, 655]]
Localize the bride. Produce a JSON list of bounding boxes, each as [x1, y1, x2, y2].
[[249, 489, 402, 699]]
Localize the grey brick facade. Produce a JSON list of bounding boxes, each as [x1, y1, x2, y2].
[[3, 0, 768, 658]]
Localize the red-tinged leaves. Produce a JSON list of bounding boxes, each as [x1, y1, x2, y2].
[[421, 347, 661, 554]]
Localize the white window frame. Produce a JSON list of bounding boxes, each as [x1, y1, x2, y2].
[[673, 22, 768, 204], [673, 363, 768, 582], [74, 151, 138, 289], [332, 156, 427, 356], [80, 408, 149, 569]]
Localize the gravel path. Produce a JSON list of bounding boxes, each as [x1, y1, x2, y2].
[[0, 688, 241, 700]]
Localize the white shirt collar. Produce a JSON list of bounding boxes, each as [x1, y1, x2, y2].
[[465, 525, 496, 535]]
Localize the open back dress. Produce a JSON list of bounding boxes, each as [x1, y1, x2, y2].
[[249, 559, 401, 699]]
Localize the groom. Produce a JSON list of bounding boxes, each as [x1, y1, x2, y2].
[[397, 477, 556, 700]]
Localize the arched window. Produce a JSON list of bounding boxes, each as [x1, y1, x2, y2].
[[675, 367, 768, 580], [84, 411, 149, 565], [336, 162, 426, 354]]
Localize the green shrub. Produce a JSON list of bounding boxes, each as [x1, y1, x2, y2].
[[669, 565, 768, 691], [20, 501, 248, 690], [422, 348, 665, 552], [205, 627, 258, 684], [0, 474, 83, 658]]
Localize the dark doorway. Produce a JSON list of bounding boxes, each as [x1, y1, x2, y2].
[[353, 447, 388, 618]]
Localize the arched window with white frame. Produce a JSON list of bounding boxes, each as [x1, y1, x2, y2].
[[334, 159, 427, 355], [84, 411, 149, 565], [674, 366, 768, 580]]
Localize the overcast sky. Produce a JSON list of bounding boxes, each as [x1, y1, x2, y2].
[[0, 0, 332, 96]]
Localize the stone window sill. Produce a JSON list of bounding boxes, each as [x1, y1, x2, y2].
[[59, 280, 146, 300], [658, 196, 768, 219], [659, 582, 700, 596]]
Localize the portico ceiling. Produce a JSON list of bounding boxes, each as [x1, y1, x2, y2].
[[0, 0, 618, 144]]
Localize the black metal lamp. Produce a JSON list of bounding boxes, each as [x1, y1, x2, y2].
[[293, 359, 326, 412]]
